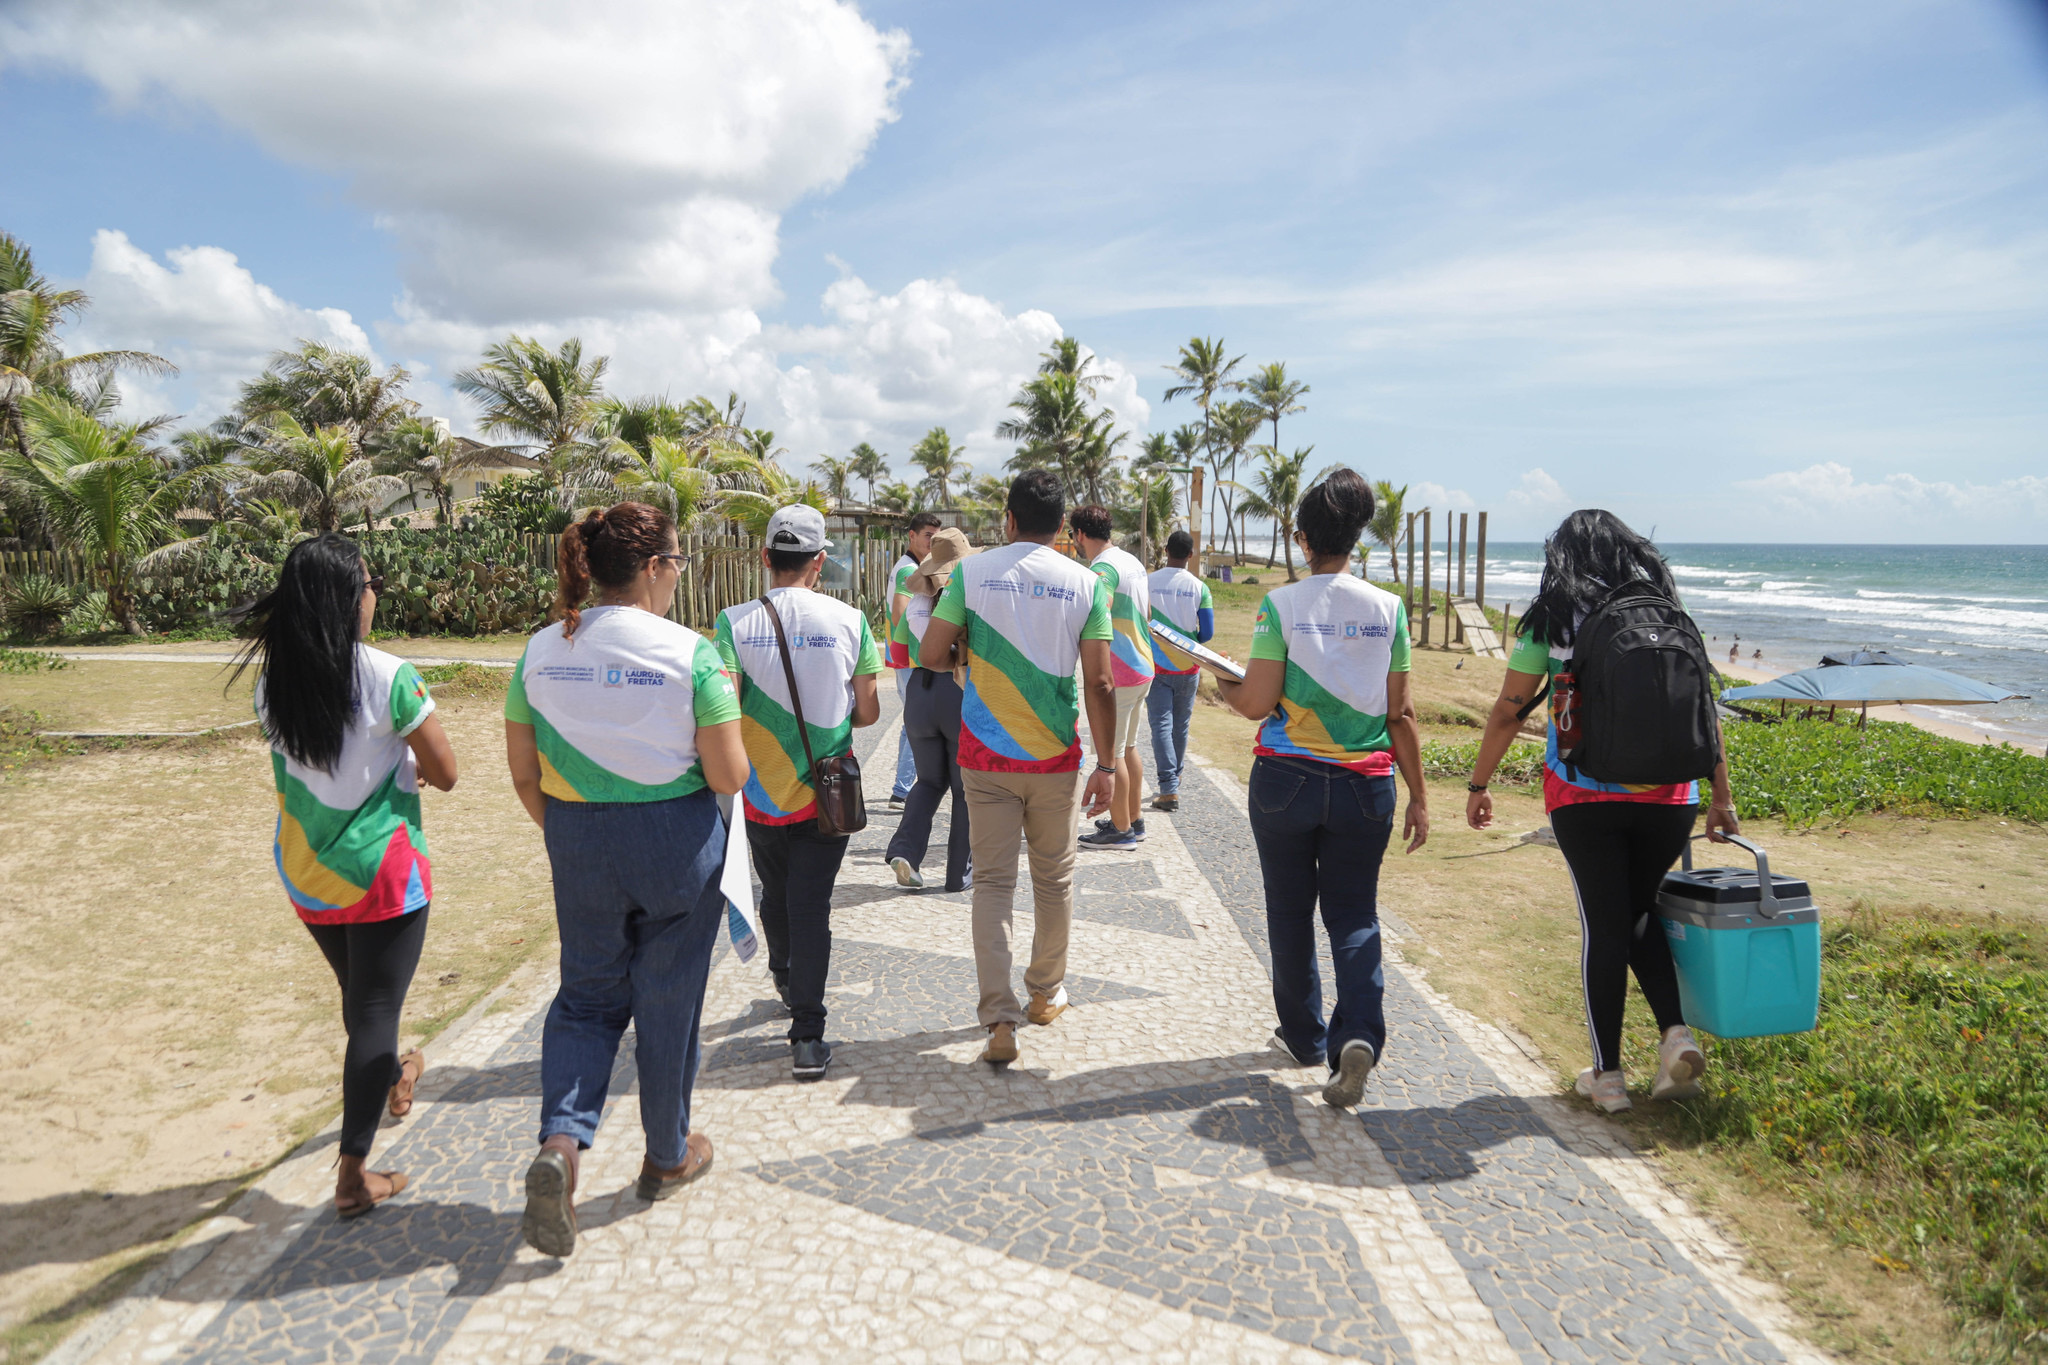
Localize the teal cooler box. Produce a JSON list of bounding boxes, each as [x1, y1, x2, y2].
[[1658, 835, 1820, 1038]]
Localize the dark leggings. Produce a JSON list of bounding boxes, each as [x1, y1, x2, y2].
[[1549, 803, 1695, 1073], [304, 908, 430, 1159]]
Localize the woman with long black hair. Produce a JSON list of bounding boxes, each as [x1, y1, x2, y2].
[[1464, 510, 1738, 1113], [232, 532, 458, 1217]]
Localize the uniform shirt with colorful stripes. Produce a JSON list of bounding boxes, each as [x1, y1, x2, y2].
[[884, 553, 918, 668], [1146, 566, 1212, 675], [715, 588, 883, 824], [260, 645, 435, 925], [1247, 575, 1411, 776], [504, 605, 741, 802], [1506, 627, 1699, 813], [931, 541, 1112, 773], [1088, 543, 1156, 688]]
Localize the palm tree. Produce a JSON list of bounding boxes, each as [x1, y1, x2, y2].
[[874, 479, 926, 515], [719, 464, 831, 539], [1162, 337, 1242, 552], [1207, 400, 1264, 561], [849, 443, 890, 504], [245, 416, 408, 534], [238, 342, 415, 460], [1239, 362, 1308, 464], [1234, 445, 1313, 580], [168, 425, 249, 520], [908, 426, 970, 505], [998, 371, 1096, 498], [373, 416, 495, 526], [809, 454, 855, 502], [1114, 469, 1177, 566], [1, 401, 219, 633], [1367, 480, 1408, 582], [453, 336, 609, 468], [1037, 336, 1109, 399], [593, 395, 690, 458], [2, 233, 177, 453]]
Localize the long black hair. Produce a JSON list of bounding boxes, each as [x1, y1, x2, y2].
[[230, 533, 367, 773], [1296, 468, 1375, 559], [1517, 509, 1677, 648]]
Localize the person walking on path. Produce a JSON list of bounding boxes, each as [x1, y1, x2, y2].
[[1144, 528, 1214, 814], [885, 527, 977, 893], [1464, 509, 1739, 1114], [715, 505, 883, 1082], [233, 533, 458, 1218], [886, 511, 943, 807], [918, 471, 1117, 1066], [1215, 471, 1428, 1110], [505, 502, 750, 1257], [1069, 504, 1157, 850]]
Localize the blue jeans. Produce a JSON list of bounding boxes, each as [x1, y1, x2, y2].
[[1146, 670, 1199, 794], [891, 669, 916, 799], [538, 791, 724, 1168], [885, 668, 973, 891], [1246, 755, 1396, 1068]]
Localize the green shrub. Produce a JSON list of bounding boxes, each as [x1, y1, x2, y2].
[[61, 590, 113, 636], [1678, 908, 2048, 1354], [473, 474, 571, 536], [0, 647, 68, 674], [2, 573, 75, 639], [1724, 717, 2048, 824], [1419, 737, 1544, 786], [415, 662, 511, 698]]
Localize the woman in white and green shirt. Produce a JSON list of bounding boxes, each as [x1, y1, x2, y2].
[[504, 501, 749, 1258], [1217, 470, 1428, 1112]]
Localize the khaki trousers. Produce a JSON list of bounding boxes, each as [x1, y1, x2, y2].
[[962, 767, 1082, 1026]]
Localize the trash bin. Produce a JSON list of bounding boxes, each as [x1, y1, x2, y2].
[[1657, 834, 1821, 1038]]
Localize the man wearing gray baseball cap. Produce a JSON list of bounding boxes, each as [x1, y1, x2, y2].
[[713, 503, 884, 1082]]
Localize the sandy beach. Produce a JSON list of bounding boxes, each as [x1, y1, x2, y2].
[[1717, 658, 2028, 749]]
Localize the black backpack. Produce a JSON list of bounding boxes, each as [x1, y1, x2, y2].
[[1520, 582, 1720, 786]]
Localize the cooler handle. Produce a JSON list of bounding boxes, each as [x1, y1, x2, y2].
[[1682, 833, 1783, 918]]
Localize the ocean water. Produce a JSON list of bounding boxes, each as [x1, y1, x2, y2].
[[1375, 542, 2048, 747]]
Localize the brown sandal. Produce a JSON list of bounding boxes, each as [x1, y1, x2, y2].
[[388, 1050, 425, 1118], [336, 1169, 408, 1219]]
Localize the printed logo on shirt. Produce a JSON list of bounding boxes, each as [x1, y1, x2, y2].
[[605, 664, 625, 687], [1032, 583, 1078, 604], [1032, 583, 1045, 598], [624, 668, 666, 687], [537, 664, 596, 684], [1343, 621, 1390, 640]]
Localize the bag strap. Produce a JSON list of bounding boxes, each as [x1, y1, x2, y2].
[[1513, 674, 1553, 723], [758, 593, 821, 779]]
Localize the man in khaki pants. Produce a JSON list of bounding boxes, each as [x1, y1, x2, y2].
[[919, 471, 1117, 1065]]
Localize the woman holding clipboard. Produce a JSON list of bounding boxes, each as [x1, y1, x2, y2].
[[1213, 470, 1428, 1111]]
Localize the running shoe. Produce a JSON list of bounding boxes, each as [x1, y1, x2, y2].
[[1150, 793, 1180, 812], [1576, 1067, 1633, 1113], [1322, 1039, 1377, 1109], [1027, 985, 1069, 1025], [889, 856, 924, 889], [1652, 1026, 1706, 1101], [791, 1038, 832, 1081], [982, 1022, 1019, 1064], [1090, 817, 1147, 840], [1269, 1029, 1323, 1068], [1078, 825, 1141, 849]]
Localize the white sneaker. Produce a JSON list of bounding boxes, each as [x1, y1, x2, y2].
[[1576, 1067, 1632, 1113], [1652, 1026, 1705, 1101], [1321, 1039, 1377, 1109], [889, 856, 924, 889]]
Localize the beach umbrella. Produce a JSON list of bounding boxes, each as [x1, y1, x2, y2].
[[1723, 663, 2027, 725]]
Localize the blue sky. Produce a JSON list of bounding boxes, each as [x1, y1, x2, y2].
[[3, 0, 2046, 540]]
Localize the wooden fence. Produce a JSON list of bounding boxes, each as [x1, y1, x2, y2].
[[0, 548, 95, 587]]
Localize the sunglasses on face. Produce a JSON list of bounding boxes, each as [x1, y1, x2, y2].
[[363, 575, 386, 595], [651, 552, 689, 568]]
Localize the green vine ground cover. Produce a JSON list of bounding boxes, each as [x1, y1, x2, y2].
[[1672, 909, 2048, 1360]]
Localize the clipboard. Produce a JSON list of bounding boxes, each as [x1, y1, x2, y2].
[[715, 792, 763, 964], [1149, 620, 1248, 683]]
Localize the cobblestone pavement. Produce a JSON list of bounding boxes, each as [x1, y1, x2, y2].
[[62, 690, 1831, 1365]]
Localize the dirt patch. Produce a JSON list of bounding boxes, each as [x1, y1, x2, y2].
[[0, 693, 555, 1342]]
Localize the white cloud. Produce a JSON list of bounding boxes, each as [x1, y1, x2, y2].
[[2, 0, 910, 322], [1734, 461, 2048, 537], [1506, 468, 1570, 515], [69, 230, 372, 419]]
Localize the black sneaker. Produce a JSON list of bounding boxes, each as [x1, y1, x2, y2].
[[791, 1038, 831, 1081], [1268, 1029, 1324, 1068]]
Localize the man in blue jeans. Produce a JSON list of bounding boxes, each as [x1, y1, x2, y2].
[[1144, 530, 1213, 814], [886, 512, 943, 805]]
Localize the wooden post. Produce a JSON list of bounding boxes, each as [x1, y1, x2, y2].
[[1404, 512, 1415, 623], [1420, 509, 1433, 647], [1188, 467, 1205, 578], [1475, 511, 1488, 623], [1455, 512, 1468, 645]]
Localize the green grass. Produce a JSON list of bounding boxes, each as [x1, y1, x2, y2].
[[0, 707, 85, 777], [415, 661, 512, 699], [0, 647, 69, 673], [1419, 736, 1545, 785], [1724, 717, 2048, 824], [1672, 907, 2048, 1359]]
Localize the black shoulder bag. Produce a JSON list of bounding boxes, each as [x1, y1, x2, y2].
[[757, 594, 867, 836]]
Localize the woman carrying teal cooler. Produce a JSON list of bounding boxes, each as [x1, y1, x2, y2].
[[504, 501, 751, 1257], [1465, 510, 1739, 1113], [232, 532, 458, 1219]]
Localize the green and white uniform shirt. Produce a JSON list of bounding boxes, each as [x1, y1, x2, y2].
[[714, 588, 883, 824], [261, 645, 435, 925], [1146, 566, 1212, 675], [885, 553, 918, 669], [1248, 574, 1411, 777], [1089, 543, 1157, 688], [505, 605, 740, 803], [932, 541, 1113, 773]]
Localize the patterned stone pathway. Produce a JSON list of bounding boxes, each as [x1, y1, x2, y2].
[[60, 690, 1828, 1365]]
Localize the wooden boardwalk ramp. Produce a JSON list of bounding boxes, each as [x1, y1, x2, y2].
[[1453, 598, 1507, 659]]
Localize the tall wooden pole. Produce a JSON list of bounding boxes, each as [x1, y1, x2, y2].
[[1188, 467, 1205, 579], [1420, 509, 1433, 648], [1404, 512, 1416, 630], [1475, 511, 1489, 621], [1455, 512, 1469, 645]]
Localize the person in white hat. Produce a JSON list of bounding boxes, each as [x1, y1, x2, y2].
[[713, 504, 883, 1083]]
